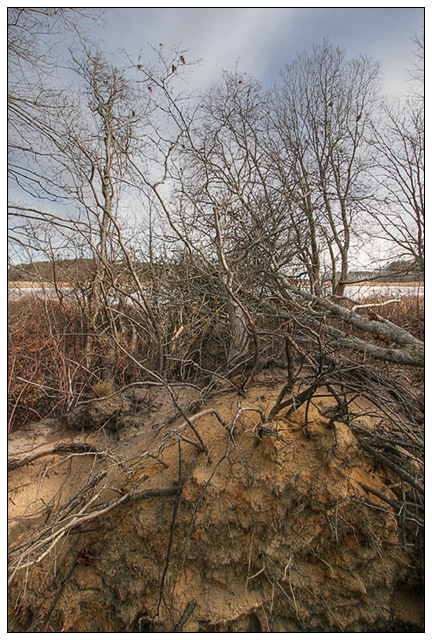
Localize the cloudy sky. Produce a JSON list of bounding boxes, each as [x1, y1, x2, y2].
[[96, 7, 424, 96], [7, 4, 425, 268]]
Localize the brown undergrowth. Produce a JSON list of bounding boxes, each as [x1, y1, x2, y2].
[[8, 292, 424, 432], [354, 294, 424, 342], [7, 372, 424, 632], [7, 293, 232, 432]]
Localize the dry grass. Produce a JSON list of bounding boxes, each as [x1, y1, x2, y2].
[[7, 295, 226, 431], [369, 295, 424, 341], [8, 298, 81, 431], [89, 380, 116, 398], [8, 291, 424, 432], [7, 298, 129, 431]]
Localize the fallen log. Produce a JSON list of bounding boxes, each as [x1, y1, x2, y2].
[[271, 267, 424, 367]]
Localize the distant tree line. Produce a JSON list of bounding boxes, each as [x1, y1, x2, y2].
[[7, 257, 423, 285]]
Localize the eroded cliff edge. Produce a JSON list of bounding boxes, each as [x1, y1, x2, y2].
[[8, 372, 424, 632]]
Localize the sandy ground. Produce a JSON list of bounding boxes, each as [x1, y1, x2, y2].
[[8, 371, 424, 632]]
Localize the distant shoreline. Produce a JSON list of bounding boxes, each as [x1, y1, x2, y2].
[[8, 280, 424, 289], [8, 281, 71, 289], [343, 281, 424, 288]]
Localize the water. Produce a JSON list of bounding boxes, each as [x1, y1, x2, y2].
[[8, 283, 424, 302], [8, 286, 74, 301], [342, 283, 424, 300]]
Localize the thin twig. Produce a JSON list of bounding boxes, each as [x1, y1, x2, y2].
[[8, 443, 101, 471]]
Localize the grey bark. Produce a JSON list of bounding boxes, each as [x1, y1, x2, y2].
[[273, 265, 424, 367]]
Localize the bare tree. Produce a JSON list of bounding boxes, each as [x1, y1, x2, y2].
[[8, 8, 100, 203], [369, 35, 424, 276], [9, 38, 168, 378], [8, 25, 424, 435], [271, 41, 380, 295], [125, 65, 268, 372]]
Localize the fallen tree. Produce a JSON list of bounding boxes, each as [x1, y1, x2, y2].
[[271, 263, 424, 367]]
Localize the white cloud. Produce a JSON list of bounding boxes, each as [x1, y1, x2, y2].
[[103, 8, 296, 91], [101, 7, 423, 97], [185, 8, 288, 85]]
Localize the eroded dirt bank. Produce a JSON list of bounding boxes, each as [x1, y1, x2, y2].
[[8, 372, 424, 632]]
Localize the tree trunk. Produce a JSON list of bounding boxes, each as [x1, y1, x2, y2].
[[226, 298, 249, 364], [272, 264, 424, 367]]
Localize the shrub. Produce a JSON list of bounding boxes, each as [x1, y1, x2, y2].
[[89, 380, 116, 398]]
